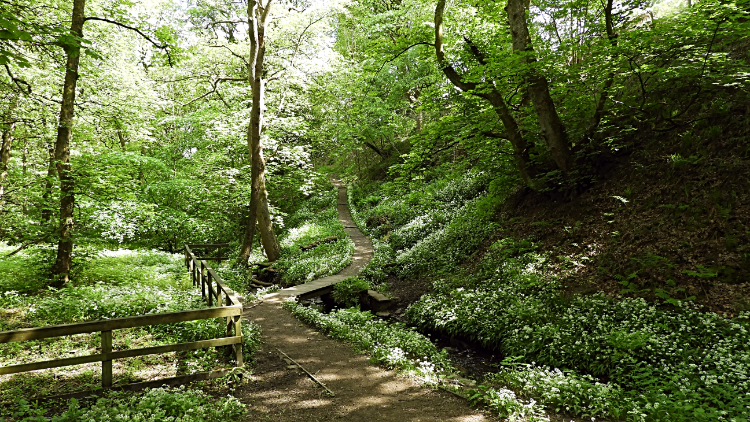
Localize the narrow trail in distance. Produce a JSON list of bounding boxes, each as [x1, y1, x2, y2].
[[236, 182, 494, 422]]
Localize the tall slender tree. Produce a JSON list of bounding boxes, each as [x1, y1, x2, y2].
[[0, 96, 19, 210], [51, 0, 86, 287], [238, 0, 281, 264]]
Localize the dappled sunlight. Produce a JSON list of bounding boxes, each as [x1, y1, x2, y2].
[[290, 399, 334, 408], [282, 222, 327, 246]]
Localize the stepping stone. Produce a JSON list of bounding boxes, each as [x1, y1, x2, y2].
[[366, 290, 394, 312]]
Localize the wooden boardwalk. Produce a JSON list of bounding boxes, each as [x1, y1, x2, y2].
[[263, 181, 374, 303]]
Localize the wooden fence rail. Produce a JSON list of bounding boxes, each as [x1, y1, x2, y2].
[[0, 243, 243, 391]]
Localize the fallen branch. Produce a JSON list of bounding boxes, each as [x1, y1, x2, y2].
[[245, 301, 264, 310], [277, 348, 335, 396]]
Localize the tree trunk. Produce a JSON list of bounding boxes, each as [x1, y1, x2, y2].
[[41, 146, 56, 223], [585, 0, 617, 140], [506, 0, 572, 174], [255, 146, 280, 261], [238, 0, 281, 264], [0, 97, 18, 210], [51, 0, 86, 287], [0, 126, 14, 211], [434, 0, 538, 189]]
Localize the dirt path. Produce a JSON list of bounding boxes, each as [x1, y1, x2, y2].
[[236, 183, 494, 422]]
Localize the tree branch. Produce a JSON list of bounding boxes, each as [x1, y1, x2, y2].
[[181, 77, 245, 107], [210, 44, 248, 65], [376, 42, 434, 74], [3, 64, 31, 95], [84, 17, 175, 66]]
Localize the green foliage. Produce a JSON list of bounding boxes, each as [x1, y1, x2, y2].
[[349, 170, 498, 279], [13, 386, 245, 421], [283, 302, 452, 380], [405, 247, 750, 421], [331, 277, 371, 308]]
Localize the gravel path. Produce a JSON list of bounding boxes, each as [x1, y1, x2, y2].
[[236, 183, 494, 422]]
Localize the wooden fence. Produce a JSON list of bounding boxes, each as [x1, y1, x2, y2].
[[0, 243, 243, 392]]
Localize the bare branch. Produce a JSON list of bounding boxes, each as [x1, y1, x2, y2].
[[3, 64, 31, 95], [376, 42, 434, 74], [210, 44, 248, 65], [181, 77, 245, 107], [84, 17, 175, 67]]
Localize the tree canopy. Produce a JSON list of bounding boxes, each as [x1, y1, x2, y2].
[[0, 0, 747, 274]]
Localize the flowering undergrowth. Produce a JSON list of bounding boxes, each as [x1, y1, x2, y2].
[[345, 167, 750, 421], [12, 386, 245, 421], [348, 169, 496, 282], [283, 301, 452, 381], [405, 241, 750, 421], [274, 185, 354, 285]]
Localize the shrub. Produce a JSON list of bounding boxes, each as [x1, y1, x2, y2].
[[331, 277, 371, 308]]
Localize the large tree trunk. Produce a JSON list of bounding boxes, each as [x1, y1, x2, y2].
[[434, 0, 538, 189], [238, 0, 281, 264], [506, 0, 572, 174], [51, 0, 86, 287]]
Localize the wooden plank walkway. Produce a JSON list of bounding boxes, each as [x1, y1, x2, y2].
[[263, 180, 373, 303]]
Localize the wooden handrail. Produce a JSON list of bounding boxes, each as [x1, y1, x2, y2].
[[0, 245, 246, 391], [0, 306, 241, 343], [184, 245, 241, 306], [0, 336, 242, 376], [186, 243, 229, 248]]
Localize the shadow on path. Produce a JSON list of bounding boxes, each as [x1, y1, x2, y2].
[[238, 182, 494, 422]]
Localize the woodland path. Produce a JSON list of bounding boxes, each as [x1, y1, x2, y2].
[[262, 180, 373, 301], [236, 182, 494, 422]]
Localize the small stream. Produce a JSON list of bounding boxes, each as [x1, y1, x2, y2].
[[301, 296, 504, 382]]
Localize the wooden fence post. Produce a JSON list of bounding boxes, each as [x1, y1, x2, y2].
[[102, 330, 112, 388], [207, 267, 213, 307], [201, 262, 206, 300], [233, 316, 243, 367], [189, 259, 194, 287]]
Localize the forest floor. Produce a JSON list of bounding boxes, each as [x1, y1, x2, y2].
[[233, 184, 497, 422]]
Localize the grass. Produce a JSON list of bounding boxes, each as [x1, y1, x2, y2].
[[0, 245, 261, 415]]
